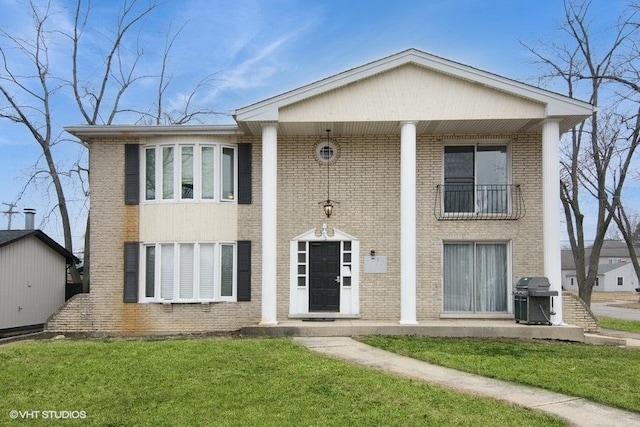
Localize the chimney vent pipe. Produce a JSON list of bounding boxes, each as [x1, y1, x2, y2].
[[24, 208, 36, 230]]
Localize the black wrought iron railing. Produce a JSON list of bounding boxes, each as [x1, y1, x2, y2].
[[434, 184, 525, 220]]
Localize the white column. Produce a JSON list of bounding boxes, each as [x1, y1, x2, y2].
[[260, 124, 278, 326], [542, 120, 563, 325], [400, 121, 418, 325]]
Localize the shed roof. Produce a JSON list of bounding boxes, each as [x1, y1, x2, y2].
[[0, 230, 78, 265]]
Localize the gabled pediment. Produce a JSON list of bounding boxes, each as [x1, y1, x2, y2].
[[233, 48, 595, 134], [280, 63, 545, 122], [292, 225, 358, 242]]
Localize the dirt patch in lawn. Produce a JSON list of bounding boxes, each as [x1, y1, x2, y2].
[[608, 302, 640, 310], [591, 292, 639, 302]]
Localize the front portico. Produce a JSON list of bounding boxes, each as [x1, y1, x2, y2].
[[233, 48, 594, 326]]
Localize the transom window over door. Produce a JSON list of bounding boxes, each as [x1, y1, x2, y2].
[[443, 242, 508, 313], [443, 144, 508, 214]]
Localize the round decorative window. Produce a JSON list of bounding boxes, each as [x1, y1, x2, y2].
[[315, 140, 338, 164]]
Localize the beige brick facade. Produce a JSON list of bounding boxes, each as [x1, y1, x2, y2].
[[48, 139, 262, 334], [48, 132, 549, 334], [49, 49, 595, 335]]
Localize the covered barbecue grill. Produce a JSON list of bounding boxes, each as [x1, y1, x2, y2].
[[513, 277, 558, 325]]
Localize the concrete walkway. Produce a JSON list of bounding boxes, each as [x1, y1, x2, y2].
[[295, 336, 640, 427]]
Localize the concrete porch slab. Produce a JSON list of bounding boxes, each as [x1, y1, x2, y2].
[[240, 319, 585, 342]]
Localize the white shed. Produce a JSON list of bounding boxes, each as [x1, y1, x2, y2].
[[0, 229, 76, 333]]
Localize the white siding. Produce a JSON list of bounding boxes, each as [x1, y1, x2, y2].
[[0, 237, 67, 329], [280, 64, 546, 123], [601, 263, 639, 292]]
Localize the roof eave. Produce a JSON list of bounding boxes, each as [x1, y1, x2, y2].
[[65, 124, 242, 141]]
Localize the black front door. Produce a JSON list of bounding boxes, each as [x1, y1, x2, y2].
[[309, 242, 340, 312]]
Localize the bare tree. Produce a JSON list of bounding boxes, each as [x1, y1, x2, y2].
[[593, 2, 640, 292], [523, 0, 639, 306], [0, 1, 84, 282], [0, 0, 221, 291]]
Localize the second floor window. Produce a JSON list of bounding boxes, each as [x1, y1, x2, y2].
[[443, 144, 508, 214], [144, 144, 236, 202]]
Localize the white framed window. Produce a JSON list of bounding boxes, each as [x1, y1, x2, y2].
[[143, 143, 236, 203], [140, 242, 236, 302], [443, 241, 510, 313], [297, 241, 307, 287], [442, 142, 510, 215]]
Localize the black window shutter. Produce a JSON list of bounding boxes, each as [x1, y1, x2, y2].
[[237, 240, 251, 301], [124, 144, 140, 205], [237, 143, 252, 204], [123, 242, 139, 303]]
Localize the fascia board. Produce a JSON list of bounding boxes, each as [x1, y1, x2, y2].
[[65, 124, 241, 140]]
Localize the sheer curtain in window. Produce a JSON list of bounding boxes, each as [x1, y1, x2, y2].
[[475, 244, 507, 312], [443, 244, 473, 311]]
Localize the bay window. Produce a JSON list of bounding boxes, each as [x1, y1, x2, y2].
[[143, 143, 236, 202], [141, 242, 236, 302]]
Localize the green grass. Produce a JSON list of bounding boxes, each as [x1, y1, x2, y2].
[[361, 336, 640, 413], [0, 338, 564, 427], [599, 316, 640, 334]]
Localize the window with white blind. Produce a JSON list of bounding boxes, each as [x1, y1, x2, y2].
[[141, 242, 236, 302], [143, 144, 236, 202]]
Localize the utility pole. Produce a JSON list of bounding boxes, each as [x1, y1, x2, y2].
[[1, 202, 18, 230]]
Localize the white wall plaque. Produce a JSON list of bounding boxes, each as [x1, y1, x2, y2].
[[364, 256, 387, 273]]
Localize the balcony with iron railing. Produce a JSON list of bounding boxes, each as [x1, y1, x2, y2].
[[434, 184, 525, 220]]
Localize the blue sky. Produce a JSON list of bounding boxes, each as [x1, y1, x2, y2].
[[0, 0, 630, 253]]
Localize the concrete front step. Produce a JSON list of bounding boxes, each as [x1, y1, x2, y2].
[[240, 320, 585, 342]]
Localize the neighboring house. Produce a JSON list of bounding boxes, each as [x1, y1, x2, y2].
[[51, 48, 594, 334], [562, 240, 640, 292], [0, 212, 77, 333]]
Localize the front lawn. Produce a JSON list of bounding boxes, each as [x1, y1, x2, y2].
[[361, 336, 640, 413], [0, 338, 563, 426], [598, 316, 640, 334]]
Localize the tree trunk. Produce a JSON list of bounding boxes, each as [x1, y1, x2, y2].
[[82, 215, 90, 292]]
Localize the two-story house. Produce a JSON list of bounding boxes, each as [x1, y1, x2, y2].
[[48, 49, 594, 334], [562, 240, 640, 292]]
